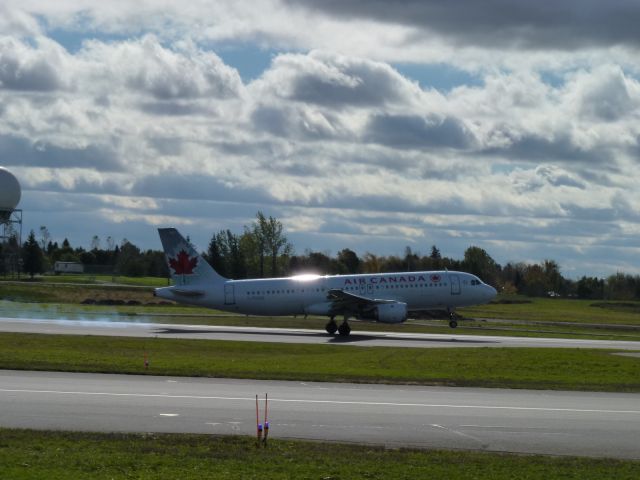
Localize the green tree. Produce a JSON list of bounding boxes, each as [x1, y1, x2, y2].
[[251, 212, 291, 277], [115, 241, 144, 276], [56, 238, 78, 262], [22, 230, 45, 279], [462, 246, 498, 285], [239, 230, 261, 278], [289, 249, 347, 275], [224, 230, 247, 279], [542, 259, 563, 294], [576, 276, 604, 299], [404, 246, 419, 271], [205, 233, 227, 277], [252, 212, 268, 277], [337, 248, 360, 274], [522, 264, 546, 297], [360, 253, 380, 273], [429, 245, 442, 270], [207, 230, 247, 279], [605, 273, 637, 300], [500, 262, 527, 293]]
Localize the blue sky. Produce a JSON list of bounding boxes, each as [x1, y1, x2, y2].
[[1, 1, 640, 278]]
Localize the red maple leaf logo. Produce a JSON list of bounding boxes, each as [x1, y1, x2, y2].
[[169, 250, 198, 275], [430, 274, 441, 283]]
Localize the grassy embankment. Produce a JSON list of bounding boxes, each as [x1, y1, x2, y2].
[[2, 278, 640, 340], [1, 332, 639, 391], [1, 429, 639, 480], [19, 273, 170, 286]]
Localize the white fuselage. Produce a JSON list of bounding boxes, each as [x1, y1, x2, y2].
[[156, 270, 496, 317]]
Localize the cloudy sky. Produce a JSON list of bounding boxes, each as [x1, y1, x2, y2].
[[1, 1, 639, 278]]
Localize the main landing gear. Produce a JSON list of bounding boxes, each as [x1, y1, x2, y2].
[[326, 316, 351, 336], [448, 309, 458, 329], [338, 320, 351, 336], [325, 317, 338, 335]]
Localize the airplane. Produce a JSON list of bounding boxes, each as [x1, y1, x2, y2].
[[155, 228, 497, 335]]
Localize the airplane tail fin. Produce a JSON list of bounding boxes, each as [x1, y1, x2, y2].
[[158, 228, 227, 286]]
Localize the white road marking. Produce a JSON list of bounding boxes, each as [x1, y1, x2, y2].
[[459, 425, 509, 428], [458, 425, 575, 436], [159, 413, 179, 417], [430, 424, 486, 445], [1, 388, 639, 415]]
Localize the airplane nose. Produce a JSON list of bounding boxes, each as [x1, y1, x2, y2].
[[486, 285, 497, 301]]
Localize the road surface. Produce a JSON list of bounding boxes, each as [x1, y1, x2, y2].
[[1, 317, 640, 350], [1, 370, 639, 459]]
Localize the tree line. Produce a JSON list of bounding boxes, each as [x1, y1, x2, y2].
[[7, 228, 167, 279], [6, 212, 640, 301]]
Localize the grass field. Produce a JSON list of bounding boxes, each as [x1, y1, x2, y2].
[[464, 296, 640, 325], [1, 333, 639, 391], [25, 273, 170, 286], [0, 281, 156, 304], [1, 429, 639, 480]]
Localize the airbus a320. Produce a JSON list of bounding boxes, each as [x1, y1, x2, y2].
[[155, 228, 497, 335]]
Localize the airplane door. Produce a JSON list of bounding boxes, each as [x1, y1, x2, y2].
[[367, 284, 373, 295], [450, 274, 461, 295], [359, 282, 366, 296], [224, 283, 235, 305]]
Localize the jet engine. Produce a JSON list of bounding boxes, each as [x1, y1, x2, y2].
[[360, 302, 408, 324]]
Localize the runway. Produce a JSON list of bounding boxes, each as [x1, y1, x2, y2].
[[1, 370, 639, 459], [2, 316, 640, 350]]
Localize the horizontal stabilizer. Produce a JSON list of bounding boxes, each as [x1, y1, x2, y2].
[[171, 289, 206, 297]]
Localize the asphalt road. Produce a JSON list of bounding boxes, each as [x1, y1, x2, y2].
[[2, 317, 640, 350], [1, 370, 639, 459]]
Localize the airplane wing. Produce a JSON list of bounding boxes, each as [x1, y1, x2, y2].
[[326, 288, 395, 315]]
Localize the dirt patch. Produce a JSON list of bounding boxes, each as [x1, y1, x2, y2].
[[489, 299, 532, 305], [591, 302, 640, 314]]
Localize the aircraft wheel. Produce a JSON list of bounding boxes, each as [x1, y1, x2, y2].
[[325, 319, 338, 335], [337, 322, 351, 336], [449, 320, 458, 329]]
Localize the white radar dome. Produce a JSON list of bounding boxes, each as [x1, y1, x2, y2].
[[0, 167, 21, 211]]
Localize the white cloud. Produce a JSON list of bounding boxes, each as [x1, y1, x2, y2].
[[0, 36, 70, 91], [564, 65, 640, 122], [1, 4, 640, 277], [79, 35, 243, 100]]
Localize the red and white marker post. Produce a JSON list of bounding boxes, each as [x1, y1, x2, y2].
[[255, 393, 269, 447]]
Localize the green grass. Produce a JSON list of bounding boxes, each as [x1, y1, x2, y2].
[[0, 282, 157, 304], [1, 429, 638, 480], [462, 296, 640, 325], [22, 274, 170, 287], [1, 333, 639, 391]]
